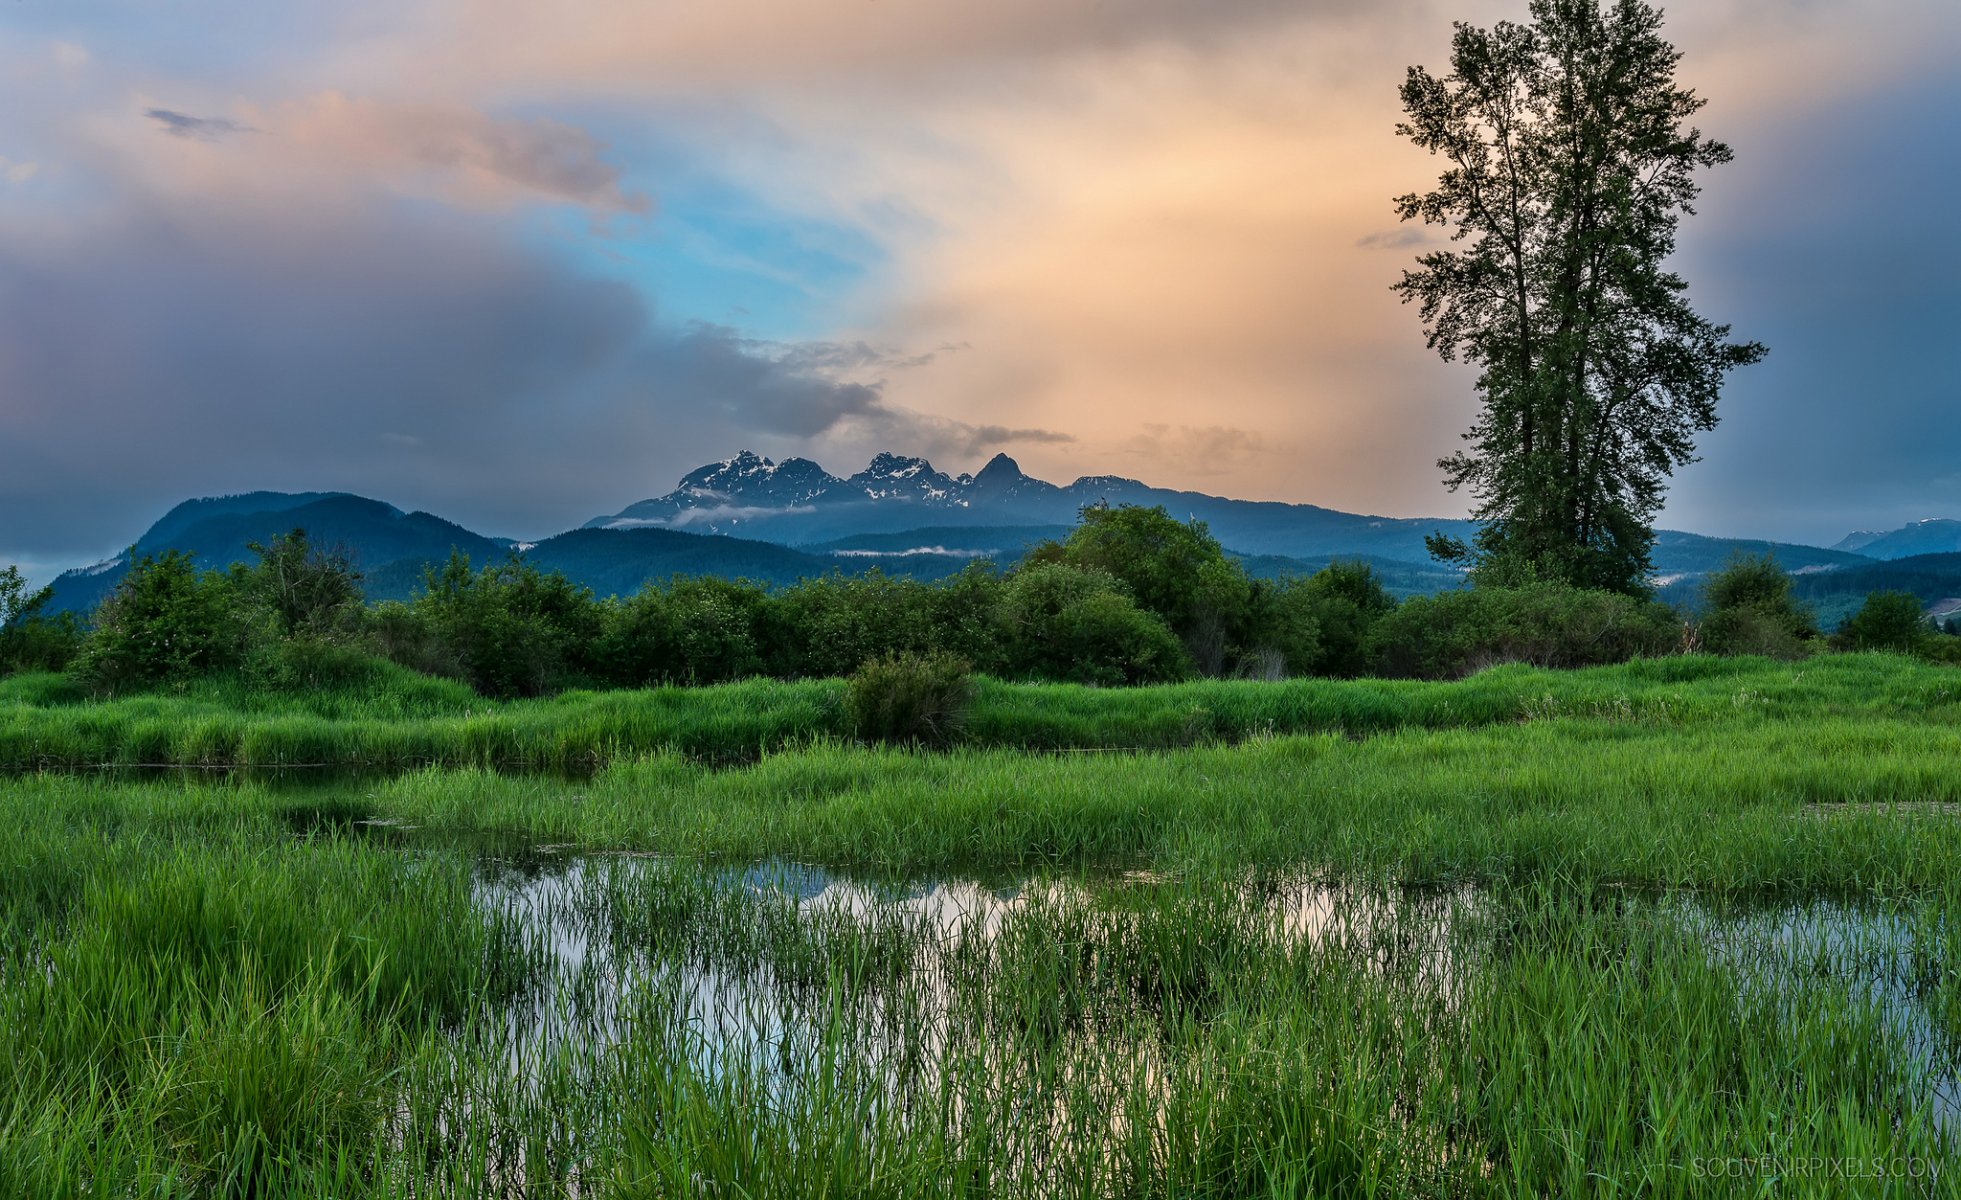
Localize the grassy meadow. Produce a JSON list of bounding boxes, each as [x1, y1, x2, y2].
[[1, 653, 1956, 1195]]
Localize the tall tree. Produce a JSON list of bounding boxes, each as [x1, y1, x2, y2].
[[1395, 0, 1765, 593]]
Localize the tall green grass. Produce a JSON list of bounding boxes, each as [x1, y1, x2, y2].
[[324, 717, 1961, 893], [2, 653, 1956, 1194], [4, 652, 1957, 773], [0, 791, 543, 1196]]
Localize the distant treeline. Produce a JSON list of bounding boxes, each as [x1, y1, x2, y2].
[[3, 504, 1955, 699]]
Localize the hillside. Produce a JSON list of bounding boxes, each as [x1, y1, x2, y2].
[[1831, 519, 1961, 560], [1787, 552, 1961, 629], [41, 458, 1899, 614], [595, 450, 1869, 576], [45, 496, 507, 614]]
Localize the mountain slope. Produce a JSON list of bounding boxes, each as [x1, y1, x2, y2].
[[590, 449, 1490, 559], [593, 451, 1869, 577], [1786, 552, 1961, 629], [44, 456, 1896, 615], [1831, 519, 1961, 560], [45, 495, 507, 613]]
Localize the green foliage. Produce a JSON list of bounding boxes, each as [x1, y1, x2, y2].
[[2, 766, 1955, 1191], [1046, 504, 1253, 673], [924, 562, 1011, 668], [656, 576, 768, 685], [408, 552, 603, 697], [75, 550, 246, 693], [241, 636, 417, 694], [0, 565, 82, 676], [0, 794, 534, 1194], [1292, 561, 1397, 678], [233, 529, 363, 640], [1237, 577, 1322, 679], [845, 651, 974, 746], [1395, 0, 1765, 593], [764, 572, 937, 678], [364, 600, 457, 680], [1368, 583, 1680, 679], [1832, 591, 1928, 654], [995, 563, 1191, 686], [1698, 554, 1818, 659]]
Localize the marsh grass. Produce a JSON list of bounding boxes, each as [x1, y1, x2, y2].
[[461, 862, 1956, 1196], [2, 653, 1958, 1194], [7, 652, 1960, 773], [0, 798, 1953, 1195]]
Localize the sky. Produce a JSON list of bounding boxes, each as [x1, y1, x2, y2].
[[1, 0, 1957, 582]]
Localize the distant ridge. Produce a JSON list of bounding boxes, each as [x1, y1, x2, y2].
[[44, 495, 506, 614], [1831, 519, 1961, 560], [589, 449, 1869, 570], [40, 451, 1916, 616]]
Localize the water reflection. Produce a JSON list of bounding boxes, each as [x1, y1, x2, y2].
[[346, 826, 1960, 1162]]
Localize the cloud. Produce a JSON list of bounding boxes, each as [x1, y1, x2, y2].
[[146, 108, 258, 141], [126, 95, 650, 215], [658, 505, 817, 529], [638, 325, 1070, 458], [273, 94, 650, 213], [773, 340, 962, 374], [846, 411, 1075, 462], [7, 0, 1959, 565], [1356, 228, 1430, 250], [341, 0, 1379, 98], [1122, 425, 1271, 476], [0, 189, 907, 557]]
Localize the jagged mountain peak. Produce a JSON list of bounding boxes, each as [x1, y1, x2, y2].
[[846, 453, 960, 502], [674, 451, 843, 502], [857, 452, 936, 480], [974, 452, 1024, 484], [678, 449, 775, 491]]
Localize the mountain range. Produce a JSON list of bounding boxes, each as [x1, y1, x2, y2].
[[1831, 519, 1961, 560], [37, 450, 1961, 629], [590, 450, 1869, 571]]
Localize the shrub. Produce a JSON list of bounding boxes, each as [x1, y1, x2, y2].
[[365, 600, 459, 680], [233, 529, 364, 639], [926, 563, 1010, 672], [75, 550, 247, 693], [1832, 591, 1927, 654], [408, 553, 603, 697], [1043, 504, 1254, 674], [1368, 583, 1680, 679], [1294, 562, 1397, 678], [242, 637, 403, 692], [1236, 578, 1322, 679], [765, 572, 937, 678], [661, 577, 766, 684], [1698, 554, 1817, 659], [995, 563, 1192, 686], [0, 566, 82, 676], [845, 651, 974, 745]]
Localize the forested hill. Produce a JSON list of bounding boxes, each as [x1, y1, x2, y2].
[[46, 496, 506, 615]]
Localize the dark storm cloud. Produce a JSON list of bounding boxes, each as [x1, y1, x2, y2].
[[145, 108, 257, 140], [1662, 74, 1961, 545], [0, 193, 979, 561]]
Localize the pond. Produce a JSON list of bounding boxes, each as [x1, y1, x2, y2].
[[331, 821, 1959, 1191]]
